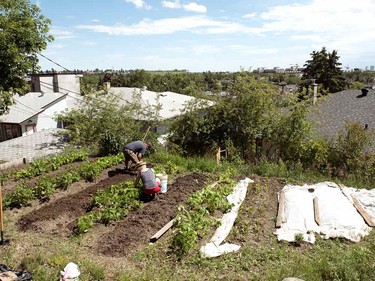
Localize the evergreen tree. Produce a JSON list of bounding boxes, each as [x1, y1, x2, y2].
[[302, 47, 347, 94]]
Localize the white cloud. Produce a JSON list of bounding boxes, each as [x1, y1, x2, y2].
[[191, 44, 220, 54], [49, 43, 65, 49], [51, 28, 75, 40], [242, 13, 256, 19], [162, 1, 181, 9], [250, 0, 375, 67], [125, 0, 151, 10], [82, 41, 97, 46], [91, 19, 101, 23], [258, 0, 375, 42], [76, 16, 254, 35], [183, 2, 207, 13], [229, 45, 279, 55], [162, 1, 207, 13]]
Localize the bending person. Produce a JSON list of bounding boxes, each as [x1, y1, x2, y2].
[[133, 161, 161, 200], [123, 140, 151, 171]]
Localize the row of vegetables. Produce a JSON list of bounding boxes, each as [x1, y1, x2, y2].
[[2, 150, 238, 256], [2, 152, 123, 209]]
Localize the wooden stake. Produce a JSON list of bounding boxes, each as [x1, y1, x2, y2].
[[351, 195, 375, 227], [0, 180, 5, 244], [0, 184, 3, 232], [276, 191, 285, 228], [150, 218, 175, 243], [142, 126, 151, 142], [216, 145, 221, 164], [313, 197, 320, 226]]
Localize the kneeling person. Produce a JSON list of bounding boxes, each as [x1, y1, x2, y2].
[[134, 161, 161, 195]]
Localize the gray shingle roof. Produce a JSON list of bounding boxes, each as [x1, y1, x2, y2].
[[109, 87, 212, 120], [308, 89, 375, 138], [0, 92, 66, 123]]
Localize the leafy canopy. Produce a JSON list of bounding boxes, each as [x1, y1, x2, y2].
[[302, 47, 346, 94], [0, 0, 53, 114], [168, 73, 297, 161], [57, 90, 161, 155]]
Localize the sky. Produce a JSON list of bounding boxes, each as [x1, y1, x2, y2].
[[32, 0, 375, 72]]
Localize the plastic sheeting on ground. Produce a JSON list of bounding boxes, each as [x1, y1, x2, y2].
[[275, 182, 373, 244], [200, 177, 254, 258]]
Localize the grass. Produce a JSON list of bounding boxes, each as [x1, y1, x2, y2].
[[1, 150, 374, 280], [8, 231, 374, 281]]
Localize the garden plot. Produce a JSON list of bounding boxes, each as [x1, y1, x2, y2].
[[275, 182, 374, 243], [3, 156, 209, 256]]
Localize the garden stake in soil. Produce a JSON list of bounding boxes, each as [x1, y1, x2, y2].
[[0, 181, 9, 245], [150, 218, 175, 243]]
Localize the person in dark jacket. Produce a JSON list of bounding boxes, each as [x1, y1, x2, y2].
[[122, 140, 151, 171]]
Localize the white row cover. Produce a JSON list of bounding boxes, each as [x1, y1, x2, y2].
[[200, 177, 254, 258], [275, 182, 373, 243]]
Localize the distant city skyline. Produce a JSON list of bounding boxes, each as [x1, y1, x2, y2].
[[32, 0, 375, 72]]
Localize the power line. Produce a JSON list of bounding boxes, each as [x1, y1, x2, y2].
[[38, 53, 71, 72]]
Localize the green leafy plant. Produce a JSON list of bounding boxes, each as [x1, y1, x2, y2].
[[76, 181, 141, 234], [294, 233, 304, 246], [172, 175, 235, 257], [3, 183, 35, 208], [54, 172, 80, 190], [78, 162, 101, 182], [33, 175, 56, 201]]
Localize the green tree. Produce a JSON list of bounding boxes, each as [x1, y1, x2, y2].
[[301, 47, 346, 95], [57, 91, 160, 155], [168, 73, 286, 161], [327, 122, 375, 178], [0, 0, 53, 114]]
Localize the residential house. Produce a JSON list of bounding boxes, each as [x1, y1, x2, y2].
[[108, 86, 212, 137], [0, 73, 82, 142], [308, 89, 375, 139]]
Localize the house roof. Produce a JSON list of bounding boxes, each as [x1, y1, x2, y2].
[[109, 87, 212, 120], [0, 92, 67, 123], [308, 89, 375, 138]]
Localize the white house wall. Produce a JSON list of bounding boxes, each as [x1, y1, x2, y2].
[[20, 97, 72, 135]]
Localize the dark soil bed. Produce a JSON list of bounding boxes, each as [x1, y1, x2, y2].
[[95, 172, 209, 257], [17, 168, 132, 235], [16, 166, 210, 255]]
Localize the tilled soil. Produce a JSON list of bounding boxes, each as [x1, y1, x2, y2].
[[16, 166, 209, 255], [96, 172, 209, 257]]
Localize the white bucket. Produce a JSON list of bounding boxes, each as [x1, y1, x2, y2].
[[160, 174, 168, 193]]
